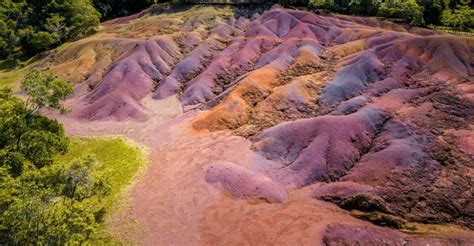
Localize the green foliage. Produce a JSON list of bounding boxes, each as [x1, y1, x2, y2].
[[417, 0, 444, 25], [0, 0, 100, 58], [62, 156, 111, 202], [0, 72, 127, 244], [349, 0, 382, 15], [309, 0, 473, 30], [0, 69, 144, 244], [309, 0, 352, 13], [92, 0, 159, 20], [1, 135, 145, 244], [441, 4, 474, 30], [54, 137, 146, 243], [0, 157, 110, 244], [378, 0, 425, 25], [62, 0, 101, 40], [55, 137, 146, 211], [21, 70, 73, 114], [0, 70, 71, 175]]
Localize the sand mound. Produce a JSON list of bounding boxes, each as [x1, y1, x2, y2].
[[205, 161, 287, 203], [252, 106, 388, 186]]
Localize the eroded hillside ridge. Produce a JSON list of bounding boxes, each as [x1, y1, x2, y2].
[[41, 4, 473, 232]]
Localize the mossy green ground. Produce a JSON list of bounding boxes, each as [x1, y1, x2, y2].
[[55, 136, 148, 243]]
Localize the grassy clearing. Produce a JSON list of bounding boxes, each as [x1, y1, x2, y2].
[[54, 136, 148, 242], [0, 56, 39, 88], [0, 60, 22, 88], [0, 72, 21, 87]]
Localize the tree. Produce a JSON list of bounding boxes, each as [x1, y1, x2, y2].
[[349, 0, 382, 16], [441, 1, 474, 30], [0, 157, 110, 244], [0, 70, 71, 175], [417, 0, 444, 25], [0, 0, 24, 58], [62, 0, 101, 40], [62, 156, 110, 203], [92, 0, 157, 20], [21, 70, 73, 114], [378, 0, 425, 25], [0, 0, 100, 59], [0, 69, 112, 244], [19, 28, 61, 55]]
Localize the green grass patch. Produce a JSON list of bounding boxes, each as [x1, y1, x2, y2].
[[0, 64, 23, 88], [55, 136, 147, 211], [54, 136, 148, 242], [0, 55, 41, 87], [0, 72, 21, 87]]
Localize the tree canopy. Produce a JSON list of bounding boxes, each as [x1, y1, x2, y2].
[[93, 0, 162, 20], [0, 0, 100, 59], [0, 71, 110, 244], [309, 0, 473, 29]]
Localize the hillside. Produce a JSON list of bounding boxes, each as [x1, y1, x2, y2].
[[24, 3, 474, 244]]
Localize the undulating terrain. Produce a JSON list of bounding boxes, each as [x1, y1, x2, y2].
[[31, 3, 473, 245]]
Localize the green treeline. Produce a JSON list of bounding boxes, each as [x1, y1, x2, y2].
[[309, 0, 474, 29]]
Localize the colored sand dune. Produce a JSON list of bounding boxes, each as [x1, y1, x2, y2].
[[36, 4, 473, 245]]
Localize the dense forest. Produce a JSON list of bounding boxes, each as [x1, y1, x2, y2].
[[0, 0, 164, 60]]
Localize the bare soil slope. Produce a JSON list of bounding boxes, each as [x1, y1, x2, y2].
[[39, 3, 473, 245]]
